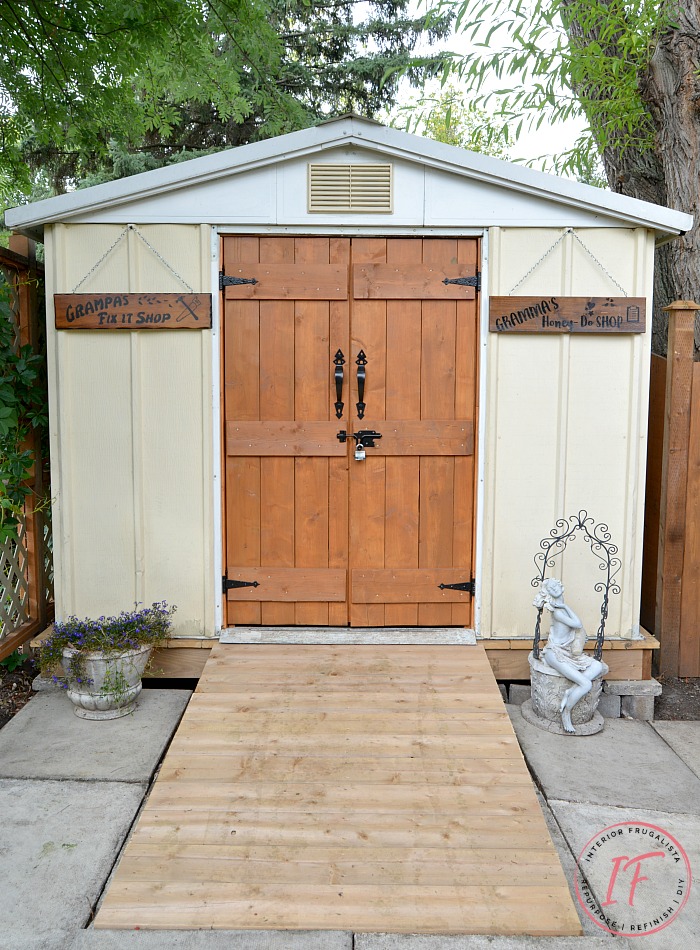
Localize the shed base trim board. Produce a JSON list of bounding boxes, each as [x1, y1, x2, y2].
[[93, 642, 582, 935], [147, 634, 656, 681]]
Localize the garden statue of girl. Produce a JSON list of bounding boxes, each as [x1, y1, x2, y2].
[[533, 578, 609, 733]]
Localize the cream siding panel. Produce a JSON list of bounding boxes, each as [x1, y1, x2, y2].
[[47, 224, 214, 637], [482, 227, 653, 639]]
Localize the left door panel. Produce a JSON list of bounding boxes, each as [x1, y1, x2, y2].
[[223, 236, 350, 625]]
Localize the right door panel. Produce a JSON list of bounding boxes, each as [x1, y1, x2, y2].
[[348, 238, 478, 626]]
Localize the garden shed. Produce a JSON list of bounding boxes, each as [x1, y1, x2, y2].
[[5, 116, 692, 678]]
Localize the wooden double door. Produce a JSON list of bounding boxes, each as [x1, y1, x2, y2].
[[222, 236, 479, 627]]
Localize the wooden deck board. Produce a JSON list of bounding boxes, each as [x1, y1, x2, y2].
[[93, 643, 582, 935]]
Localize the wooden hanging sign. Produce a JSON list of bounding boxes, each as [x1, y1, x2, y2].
[[54, 293, 212, 329], [489, 296, 646, 334]]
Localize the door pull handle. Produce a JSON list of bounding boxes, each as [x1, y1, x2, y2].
[[333, 350, 345, 419], [356, 350, 367, 419]]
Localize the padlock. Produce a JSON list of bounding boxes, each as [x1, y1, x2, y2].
[[354, 443, 366, 461]]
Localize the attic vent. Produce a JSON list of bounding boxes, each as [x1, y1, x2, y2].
[[308, 164, 393, 213]]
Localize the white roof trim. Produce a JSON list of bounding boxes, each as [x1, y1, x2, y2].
[[4, 116, 693, 237]]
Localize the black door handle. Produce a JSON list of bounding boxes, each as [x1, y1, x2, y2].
[[356, 349, 367, 419], [333, 349, 345, 419]]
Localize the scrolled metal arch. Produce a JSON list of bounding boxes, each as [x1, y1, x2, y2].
[[531, 511, 621, 662]]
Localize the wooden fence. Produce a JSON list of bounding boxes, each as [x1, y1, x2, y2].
[[641, 301, 700, 677], [0, 236, 53, 661]]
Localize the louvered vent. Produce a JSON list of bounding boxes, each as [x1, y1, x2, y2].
[[308, 164, 393, 213]]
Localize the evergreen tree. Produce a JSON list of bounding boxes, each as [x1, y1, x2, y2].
[[1, 0, 452, 196]]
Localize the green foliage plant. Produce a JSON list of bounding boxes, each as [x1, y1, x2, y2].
[[40, 601, 177, 691], [0, 649, 26, 672], [389, 82, 511, 158], [0, 270, 48, 543], [429, 0, 670, 179], [1, 0, 454, 196]]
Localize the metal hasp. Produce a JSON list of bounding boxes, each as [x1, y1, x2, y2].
[[333, 349, 345, 419], [356, 349, 367, 418], [222, 576, 260, 592], [336, 429, 383, 448], [219, 271, 259, 290], [354, 429, 382, 448], [443, 273, 481, 291], [439, 580, 475, 594]]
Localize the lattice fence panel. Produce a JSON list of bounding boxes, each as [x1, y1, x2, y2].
[[0, 513, 30, 642], [43, 514, 54, 607]]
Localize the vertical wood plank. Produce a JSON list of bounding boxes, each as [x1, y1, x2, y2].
[[349, 240, 387, 625], [295, 238, 331, 624], [421, 299, 457, 421], [418, 456, 455, 625], [384, 458, 420, 625], [295, 457, 329, 625], [225, 237, 261, 624], [419, 241, 458, 624], [641, 354, 666, 633], [261, 458, 296, 625], [329, 239, 351, 625], [260, 238, 296, 624], [453, 238, 478, 625], [455, 238, 479, 422], [679, 362, 700, 676], [350, 457, 386, 626], [656, 302, 700, 675], [385, 239, 423, 624], [227, 457, 261, 624], [451, 456, 474, 626]]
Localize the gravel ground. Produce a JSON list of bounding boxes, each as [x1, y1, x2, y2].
[[0, 656, 37, 729], [655, 673, 700, 720]]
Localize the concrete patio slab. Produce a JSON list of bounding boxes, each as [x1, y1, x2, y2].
[[0, 689, 190, 783], [533, 791, 603, 937], [70, 932, 352, 949], [0, 778, 144, 950], [355, 936, 617, 948], [651, 721, 700, 780], [507, 706, 700, 815], [550, 802, 700, 950]]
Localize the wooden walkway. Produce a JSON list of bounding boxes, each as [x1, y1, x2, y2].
[[94, 643, 582, 935]]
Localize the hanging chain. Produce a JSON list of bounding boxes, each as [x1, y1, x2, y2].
[[72, 227, 129, 292], [509, 228, 628, 296], [130, 226, 194, 292], [569, 230, 628, 296], [509, 230, 569, 294], [71, 224, 194, 293]]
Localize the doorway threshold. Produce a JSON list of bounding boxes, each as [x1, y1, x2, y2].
[[220, 627, 477, 645]]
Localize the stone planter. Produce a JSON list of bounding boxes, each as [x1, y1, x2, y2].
[[522, 650, 605, 735], [62, 645, 152, 720]]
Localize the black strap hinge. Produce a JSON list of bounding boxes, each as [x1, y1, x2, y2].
[[223, 575, 260, 592], [439, 579, 476, 595], [219, 271, 259, 291], [442, 272, 481, 292]]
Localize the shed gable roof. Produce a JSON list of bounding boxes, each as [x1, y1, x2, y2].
[[5, 116, 692, 239]]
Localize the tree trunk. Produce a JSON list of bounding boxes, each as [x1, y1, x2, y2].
[[564, 0, 700, 355], [637, 0, 700, 355]]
